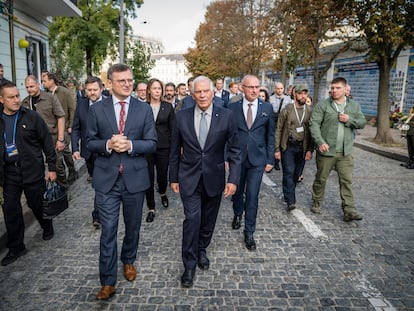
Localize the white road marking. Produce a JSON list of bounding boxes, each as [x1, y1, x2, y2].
[[262, 174, 328, 241], [354, 276, 397, 310]]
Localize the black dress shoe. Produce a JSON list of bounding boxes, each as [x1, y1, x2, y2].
[[197, 253, 210, 270], [146, 211, 155, 222], [244, 234, 257, 251], [1, 248, 28, 266], [232, 215, 242, 230], [161, 195, 169, 208], [42, 225, 54, 241], [181, 269, 195, 288]]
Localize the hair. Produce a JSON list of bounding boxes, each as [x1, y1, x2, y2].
[[241, 74, 259, 86], [85, 76, 103, 89], [46, 73, 60, 85], [165, 82, 176, 90], [0, 81, 16, 96], [331, 77, 347, 86], [191, 76, 214, 93], [259, 88, 270, 102], [0, 63, 3, 69], [187, 77, 195, 86], [146, 78, 164, 102], [229, 81, 238, 88], [107, 63, 132, 80], [25, 75, 39, 83]]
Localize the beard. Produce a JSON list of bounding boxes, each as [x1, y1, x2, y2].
[[296, 99, 306, 106]]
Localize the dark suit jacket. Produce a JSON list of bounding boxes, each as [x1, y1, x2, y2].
[[152, 101, 176, 149], [228, 99, 275, 166], [181, 95, 226, 110], [87, 96, 157, 194], [169, 105, 241, 197], [216, 89, 230, 107], [71, 96, 105, 159]]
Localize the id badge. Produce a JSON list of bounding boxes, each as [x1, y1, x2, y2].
[[6, 143, 19, 157], [296, 127, 304, 133]]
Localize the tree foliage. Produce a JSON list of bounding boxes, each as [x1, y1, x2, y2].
[[125, 41, 155, 82], [185, 0, 278, 79], [48, 0, 144, 79], [345, 0, 414, 143]]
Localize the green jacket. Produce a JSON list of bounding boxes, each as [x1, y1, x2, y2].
[[275, 103, 314, 155], [309, 97, 366, 156]]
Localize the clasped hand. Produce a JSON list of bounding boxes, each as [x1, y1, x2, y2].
[[109, 134, 131, 153]]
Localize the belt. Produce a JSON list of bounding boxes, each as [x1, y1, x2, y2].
[[287, 139, 303, 146]]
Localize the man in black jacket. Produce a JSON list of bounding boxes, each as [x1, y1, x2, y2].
[[0, 82, 57, 266]]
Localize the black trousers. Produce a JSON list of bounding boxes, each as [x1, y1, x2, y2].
[[145, 148, 169, 209], [85, 154, 99, 221], [2, 164, 52, 251], [407, 134, 414, 161]]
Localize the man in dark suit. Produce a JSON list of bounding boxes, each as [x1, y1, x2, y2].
[[214, 78, 230, 107], [169, 76, 241, 288], [87, 64, 157, 300], [72, 76, 105, 228], [228, 74, 275, 251]]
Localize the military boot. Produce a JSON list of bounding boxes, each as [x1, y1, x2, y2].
[[310, 202, 321, 214]]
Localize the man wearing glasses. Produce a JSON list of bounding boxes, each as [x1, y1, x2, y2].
[[228, 75, 275, 251], [87, 64, 157, 300]]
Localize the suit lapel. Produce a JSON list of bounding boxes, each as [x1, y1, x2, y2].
[[103, 97, 119, 134], [124, 98, 139, 135], [251, 100, 263, 130]]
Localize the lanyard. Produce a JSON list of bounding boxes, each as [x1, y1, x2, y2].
[[2, 110, 19, 144], [293, 104, 305, 126], [334, 100, 346, 112]]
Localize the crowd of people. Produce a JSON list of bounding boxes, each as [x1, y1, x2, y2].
[[2, 61, 410, 299]]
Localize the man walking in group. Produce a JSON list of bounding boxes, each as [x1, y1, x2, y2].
[[0, 82, 57, 266], [229, 74, 274, 251], [309, 77, 366, 221], [275, 85, 313, 211], [169, 76, 241, 288], [42, 73, 77, 186], [87, 64, 157, 300], [71, 76, 106, 228]]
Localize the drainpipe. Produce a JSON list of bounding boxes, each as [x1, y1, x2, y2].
[[8, 0, 16, 83]]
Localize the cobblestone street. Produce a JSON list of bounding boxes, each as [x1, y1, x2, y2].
[[0, 146, 413, 310]]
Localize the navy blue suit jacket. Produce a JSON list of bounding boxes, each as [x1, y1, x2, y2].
[[216, 89, 230, 107], [71, 96, 105, 159], [169, 105, 241, 197], [181, 95, 226, 110], [228, 99, 275, 166], [86, 96, 157, 194]]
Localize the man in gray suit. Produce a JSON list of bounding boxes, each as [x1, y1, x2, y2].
[[87, 64, 157, 300]]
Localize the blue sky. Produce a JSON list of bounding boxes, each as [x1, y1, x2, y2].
[[129, 0, 213, 53]]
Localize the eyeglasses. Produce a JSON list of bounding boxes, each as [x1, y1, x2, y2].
[[112, 79, 134, 86], [243, 85, 260, 89]]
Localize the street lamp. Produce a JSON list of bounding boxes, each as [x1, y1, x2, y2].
[[119, 0, 125, 63]]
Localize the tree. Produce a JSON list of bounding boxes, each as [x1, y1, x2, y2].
[[346, 0, 414, 144], [125, 41, 155, 82], [48, 0, 144, 77], [185, 0, 277, 78]]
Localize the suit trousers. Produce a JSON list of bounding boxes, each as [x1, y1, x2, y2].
[[312, 152, 356, 213], [85, 154, 99, 222], [233, 160, 265, 235], [56, 133, 76, 188], [281, 145, 306, 204], [2, 164, 52, 251], [145, 148, 169, 209], [181, 178, 222, 270], [407, 134, 414, 161], [96, 174, 144, 286]]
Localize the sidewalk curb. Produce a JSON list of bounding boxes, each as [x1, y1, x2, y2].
[[0, 159, 87, 252], [354, 142, 409, 163]]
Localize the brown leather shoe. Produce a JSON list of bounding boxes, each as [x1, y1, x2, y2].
[[96, 285, 115, 300], [124, 264, 136, 281]]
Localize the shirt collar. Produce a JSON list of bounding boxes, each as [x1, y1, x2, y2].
[[112, 95, 131, 105], [195, 103, 213, 115]]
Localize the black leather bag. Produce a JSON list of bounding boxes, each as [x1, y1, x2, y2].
[[42, 181, 68, 219]]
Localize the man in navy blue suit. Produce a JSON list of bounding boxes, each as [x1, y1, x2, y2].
[[72, 76, 105, 228], [169, 76, 241, 288], [214, 78, 230, 107], [228, 74, 275, 251], [87, 64, 157, 300]]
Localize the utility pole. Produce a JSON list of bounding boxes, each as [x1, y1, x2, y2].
[[119, 0, 124, 63]]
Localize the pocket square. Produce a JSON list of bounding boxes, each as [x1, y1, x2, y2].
[[261, 112, 268, 117]]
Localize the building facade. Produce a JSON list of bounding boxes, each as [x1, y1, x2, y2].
[[149, 54, 191, 86]]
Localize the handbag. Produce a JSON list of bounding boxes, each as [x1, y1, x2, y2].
[[42, 181, 69, 219]]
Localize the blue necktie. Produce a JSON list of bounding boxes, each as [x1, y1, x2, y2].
[[199, 111, 208, 149]]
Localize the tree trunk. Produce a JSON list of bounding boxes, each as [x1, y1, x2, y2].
[[86, 48, 92, 77], [280, 22, 289, 87], [374, 58, 394, 144], [313, 77, 320, 105]]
